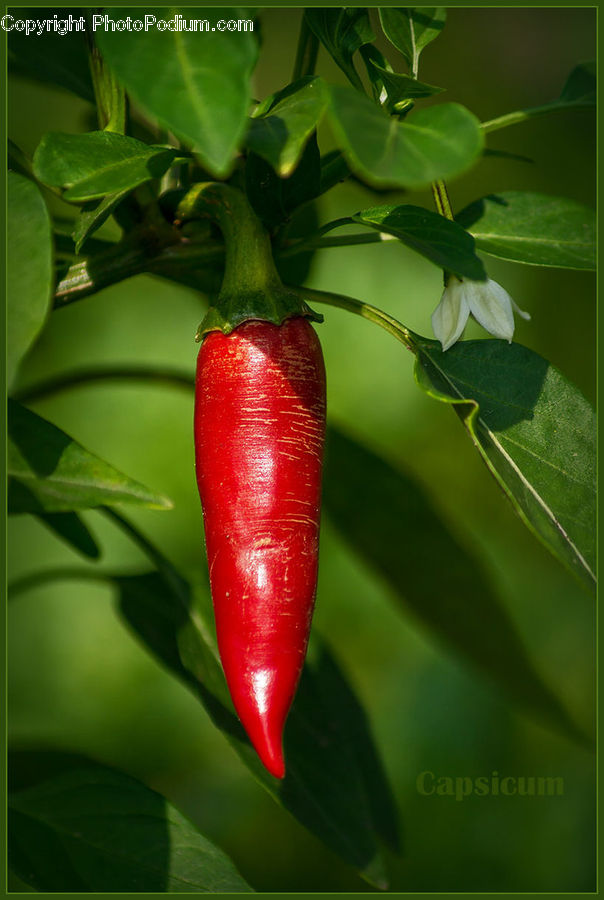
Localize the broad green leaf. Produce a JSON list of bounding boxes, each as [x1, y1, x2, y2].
[[33, 131, 177, 202], [559, 60, 596, 105], [379, 8, 447, 75], [413, 339, 596, 593], [304, 8, 374, 91], [324, 428, 586, 741], [97, 8, 258, 177], [7, 400, 172, 513], [328, 86, 483, 189], [115, 569, 398, 887], [352, 204, 486, 280], [7, 9, 94, 101], [456, 191, 596, 269], [73, 189, 132, 253], [246, 77, 328, 176], [7, 173, 53, 386], [35, 512, 100, 559], [8, 762, 252, 892]]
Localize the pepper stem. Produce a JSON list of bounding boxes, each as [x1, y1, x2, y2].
[[176, 183, 322, 338]]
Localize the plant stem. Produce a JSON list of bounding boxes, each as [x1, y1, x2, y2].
[[292, 14, 319, 80], [14, 367, 194, 404], [176, 182, 282, 297], [86, 22, 126, 133], [8, 567, 114, 600], [280, 232, 388, 258], [288, 285, 418, 354], [54, 230, 223, 307], [480, 101, 589, 134], [431, 179, 454, 220]]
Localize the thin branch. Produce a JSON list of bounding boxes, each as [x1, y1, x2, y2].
[[14, 367, 194, 404], [481, 100, 592, 134], [287, 284, 418, 354], [8, 567, 114, 600], [292, 14, 319, 80]]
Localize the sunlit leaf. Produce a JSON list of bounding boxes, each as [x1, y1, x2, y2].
[[353, 204, 486, 279], [328, 87, 483, 188], [456, 191, 596, 269], [8, 400, 172, 513], [246, 76, 328, 176], [414, 338, 596, 592], [33, 131, 177, 202], [378, 8, 447, 74], [97, 8, 258, 176]]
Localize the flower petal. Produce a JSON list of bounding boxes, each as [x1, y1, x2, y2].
[[466, 278, 515, 342], [431, 277, 470, 351], [511, 297, 531, 321]]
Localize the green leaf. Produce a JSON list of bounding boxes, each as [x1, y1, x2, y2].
[[96, 8, 258, 177], [8, 762, 252, 892], [34, 512, 100, 559], [328, 87, 483, 189], [324, 427, 587, 740], [363, 51, 444, 111], [7, 400, 172, 513], [115, 569, 398, 887], [378, 8, 447, 74], [246, 76, 328, 176], [304, 8, 375, 91], [7, 8, 94, 101], [413, 339, 596, 593], [352, 204, 486, 280], [559, 60, 596, 105], [33, 131, 177, 202], [7, 172, 53, 385], [72, 189, 132, 254], [456, 191, 596, 269]]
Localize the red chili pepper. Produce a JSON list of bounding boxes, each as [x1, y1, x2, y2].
[[194, 316, 326, 778]]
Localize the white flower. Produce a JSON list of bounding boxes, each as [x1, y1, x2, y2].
[[431, 275, 530, 351]]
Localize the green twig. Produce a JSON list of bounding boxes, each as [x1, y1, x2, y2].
[[8, 567, 114, 600], [431, 179, 454, 221], [14, 367, 194, 404], [287, 285, 418, 354], [481, 101, 591, 134], [292, 14, 319, 80]]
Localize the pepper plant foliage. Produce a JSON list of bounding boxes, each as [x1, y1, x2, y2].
[[7, 7, 595, 892]]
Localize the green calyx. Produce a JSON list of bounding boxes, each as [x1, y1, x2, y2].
[[177, 182, 322, 340]]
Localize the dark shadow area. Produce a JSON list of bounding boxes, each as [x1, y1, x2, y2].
[[8, 750, 172, 891], [323, 425, 584, 744], [8, 399, 72, 477], [417, 339, 550, 431]]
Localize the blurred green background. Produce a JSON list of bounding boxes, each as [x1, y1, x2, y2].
[[8, 7, 595, 893]]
